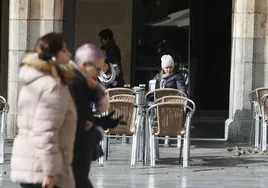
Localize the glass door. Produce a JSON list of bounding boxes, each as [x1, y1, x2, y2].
[[131, 0, 190, 90]]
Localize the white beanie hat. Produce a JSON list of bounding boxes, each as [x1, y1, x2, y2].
[[161, 55, 174, 69]]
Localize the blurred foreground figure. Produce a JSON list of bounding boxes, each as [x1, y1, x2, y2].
[[70, 43, 124, 188], [10, 32, 77, 188]]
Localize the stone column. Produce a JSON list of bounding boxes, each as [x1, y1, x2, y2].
[[226, 0, 268, 141], [7, 0, 63, 138]]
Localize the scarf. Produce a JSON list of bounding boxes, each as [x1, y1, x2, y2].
[[160, 72, 173, 88]]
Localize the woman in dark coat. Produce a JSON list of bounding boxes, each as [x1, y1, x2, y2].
[[99, 29, 125, 84], [154, 54, 187, 95]]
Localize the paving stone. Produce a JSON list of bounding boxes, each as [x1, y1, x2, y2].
[[1, 140, 268, 187]]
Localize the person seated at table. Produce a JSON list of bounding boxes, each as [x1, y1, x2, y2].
[[98, 59, 125, 88], [154, 54, 187, 95]]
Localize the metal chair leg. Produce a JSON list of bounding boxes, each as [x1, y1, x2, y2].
[[183, 135, 189, 168], [155, 137, 160, 159], [251, 102, 260, 149], [136, 134, 140, 162], [150, 135, 156, 167], [139, 115, 145, 162], [150, 135, 153, 166], [0, 112, 4, 164], [183, 114, 191, 168], [107, 137, 111, 157], [179, 135, 184, 164], [261, 105, 267, 151], [131, 133, 138, 166], [0, 134, 4, 164], [144, 117, 150, 165], [98, 140, 104, 166], [177, 135, 182, 149], [122, 134, 128, 144], [262, 121, 267, 151], [254, 116, 260, 149], [164, 136, 169, 147], [105, 136, 109, 160]]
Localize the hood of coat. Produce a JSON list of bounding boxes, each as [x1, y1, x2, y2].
[[19, 53, 75, 85]]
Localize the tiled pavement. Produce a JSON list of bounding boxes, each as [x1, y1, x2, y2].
[[1, 140, 268, 188]]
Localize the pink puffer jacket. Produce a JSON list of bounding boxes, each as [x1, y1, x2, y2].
[[10, 54, 77, 188]]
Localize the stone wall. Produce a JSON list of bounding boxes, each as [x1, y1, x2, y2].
[[74, 0, 133, 83], [7, 0, 64, 138], [226, 0, 268, 142]]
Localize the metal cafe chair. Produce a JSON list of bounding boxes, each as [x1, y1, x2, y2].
[[146, 98, 195, 168], [106, 88, 134, 144], [106, 88, 133, 98], [98, 100, 137, 166], [249, 87, 268, 149], [145, 88, 188, 147], [0, 96, 9, 164]]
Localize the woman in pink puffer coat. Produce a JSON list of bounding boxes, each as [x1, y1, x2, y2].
[[10, 33, 77, 188]]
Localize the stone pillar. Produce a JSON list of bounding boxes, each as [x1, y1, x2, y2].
[[7, 0, 63, 138], [226, 0, 268, 141]]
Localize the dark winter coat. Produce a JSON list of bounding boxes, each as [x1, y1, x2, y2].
[[101, 39, 125, 84], [105, 75, 124, 88], [69, 69, 104, 149], [154, 70, 187, 94], [101, 39, 122, 70], [99, 65, 125, 88], [69, 69, 105, 188]]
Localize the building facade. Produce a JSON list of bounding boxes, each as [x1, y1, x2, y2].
[[0, 0, 265, 141]]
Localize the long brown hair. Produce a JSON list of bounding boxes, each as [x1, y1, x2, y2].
[[35, 32, 69, 84]]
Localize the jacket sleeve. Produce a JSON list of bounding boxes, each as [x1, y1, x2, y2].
[[106, 48, 122, 70], [32, 83, 65, 176], [69, 77, 90, 136], [88, 84, 106, 104], [114, 47, 122, 70], [176, 73, 187, 95]]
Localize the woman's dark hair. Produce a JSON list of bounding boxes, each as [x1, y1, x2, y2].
[[35, 32, 67, 61], [99, 29, 113, 40], [35, 32, 68, 84]]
